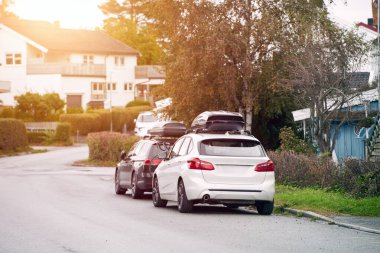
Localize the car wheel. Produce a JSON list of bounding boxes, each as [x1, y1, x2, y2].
[[115, 168, 126, 195], [224, 204, 239, 209], [152, 177, 167, 207], [177, 180, 193, 213], [131, 172, 143, 199], [256, 201, 274, 215]]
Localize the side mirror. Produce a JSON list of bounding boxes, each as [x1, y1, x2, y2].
[[120, 150, 127, 160]]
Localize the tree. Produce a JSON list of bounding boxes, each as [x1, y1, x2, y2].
[[99, 0, 165, 65], [0, 0, 15, 18], [15, 92, 65, 121]]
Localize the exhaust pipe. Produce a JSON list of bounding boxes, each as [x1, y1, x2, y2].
[[202, 194, 210, 203]]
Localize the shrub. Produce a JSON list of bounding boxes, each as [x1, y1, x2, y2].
[[126, 99, 151, 107], [54, 123, 72, 144], [87, 132, 139, 162], [269, 151, 337, 188], [279, 127, 315, 155], [337, 159, 380, 198], [27, 132, 49, 144], [0, 107, 15, 118], [0, 118, 28, 152], [60, 113, 101, 135], [66, 107, 84, 114], [269, 150, 380, 198]]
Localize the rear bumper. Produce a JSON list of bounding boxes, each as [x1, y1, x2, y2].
[[137, 174, 153, 191], [183, 172, 275, 203]]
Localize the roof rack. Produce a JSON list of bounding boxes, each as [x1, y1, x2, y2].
[[192, 129, 251, 136]]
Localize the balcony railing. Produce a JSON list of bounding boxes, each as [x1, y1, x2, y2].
[[0, 81, 11, 93], [27, 63, 106, 77], [91, 93, 107, 100], [135, 65, 165, 79]]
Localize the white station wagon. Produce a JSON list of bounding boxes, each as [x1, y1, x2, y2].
[[152, 132, 275, 214]]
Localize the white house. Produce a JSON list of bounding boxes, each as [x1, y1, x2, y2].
[[0, 17, 165, 109]]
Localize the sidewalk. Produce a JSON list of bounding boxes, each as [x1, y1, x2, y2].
[[282, 207, 380, 235]]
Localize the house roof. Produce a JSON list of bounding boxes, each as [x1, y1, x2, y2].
[[0, 18, 139, 55]]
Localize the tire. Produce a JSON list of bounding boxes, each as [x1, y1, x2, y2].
[[177, 180, 193, 213], [131, 172, 143, 199], [115, 168, 127, 195], [152, 177, 167, 207], [256, 201, 274, 215], [224, 204, 239, 209]]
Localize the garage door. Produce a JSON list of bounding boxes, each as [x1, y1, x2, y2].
[[66, 95, 82, 108]]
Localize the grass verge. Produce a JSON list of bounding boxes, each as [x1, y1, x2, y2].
[[275, 185, 380, 217], [0, 147, 48, 157], [73, 159, 115, 167]]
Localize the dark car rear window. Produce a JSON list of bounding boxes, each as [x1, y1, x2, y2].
[[148, 143, 170, 159], [199, 139, 265, 157]]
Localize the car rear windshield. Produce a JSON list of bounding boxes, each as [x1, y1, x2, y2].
[[199, 139, 265, 157], [148, 143, 170, 159], [138, 114, 157, 122]]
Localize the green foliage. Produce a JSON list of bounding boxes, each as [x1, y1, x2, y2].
[[66, 107, 84, 114], [275, 185, 380, 217], [270, 151, 380, 198], [60, 106, 151, 135], [54, 123, 72, 144], [126, 99, 151, 107], [0, 107, 15, 118], [279, 127, 315, 155], [358, 117, 375, 128], [15, 92, 65, 121], [60, 113, 101, 135], [0, 118, 28, 152], [27, 132, 49, 144], [87, 132, 139, 162], [99, 0, 165, 65]]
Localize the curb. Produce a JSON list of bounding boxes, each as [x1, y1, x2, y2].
[[280, 207, 380, 235]]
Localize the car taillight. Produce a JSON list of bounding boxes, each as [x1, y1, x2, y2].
[[187, 158, 214, 170], [255, 160, 274, 172], [144, 159, 162, 166]]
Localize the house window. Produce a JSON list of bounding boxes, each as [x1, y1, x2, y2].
[[93, 83, 98, 91], [115, 56, 125, 66], [107, 83, 111, 90], [124, 83, 132, 91], [6, 54, 13, 65], [99, 83, 104, 90], [83, 55, 94, 64], [14, 54, 22, 64], [112, 83, 116, 90], [107, 82, 116, 90], [5, 53, 22, 65]]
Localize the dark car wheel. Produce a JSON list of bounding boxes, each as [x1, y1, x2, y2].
[[115, 168, 127, 195], [152, 177, 167, 207], [131, 172, 143, 199], [256, 200, 274, 215], [177, 180, 193, 213]]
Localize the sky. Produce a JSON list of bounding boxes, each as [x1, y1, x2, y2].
[[7, 0, 375, 30]]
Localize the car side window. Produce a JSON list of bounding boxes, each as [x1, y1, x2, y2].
[[169, 138, 185, 159], [127, 142, 140, 157], [178, 137, 191, 156]]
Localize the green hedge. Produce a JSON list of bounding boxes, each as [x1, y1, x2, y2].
[[0, 118, 28, 152], [27, 132, 48, 144], [54, 123, 71, 143], [60, 105, 151, 135], [87, 132, 139, 162], [269, 151, 380, 198], [126, 99, 151, 107]]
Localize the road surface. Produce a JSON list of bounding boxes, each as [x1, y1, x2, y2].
[[0, 145, 379, 253]]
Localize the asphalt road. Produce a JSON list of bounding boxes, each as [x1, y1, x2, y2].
[[0, 145, 379, 253]]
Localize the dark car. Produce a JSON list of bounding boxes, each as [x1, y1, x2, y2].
[[115, 139, 170, 199], [190, 111, 245, 133]]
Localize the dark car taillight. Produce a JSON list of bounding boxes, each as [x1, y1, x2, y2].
[[187, 158, 214, 170], [144, 159, 162, 166], [255, 160, 274, 172]]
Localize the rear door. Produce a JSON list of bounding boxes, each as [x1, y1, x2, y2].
[[199, 138, 269, 185]]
